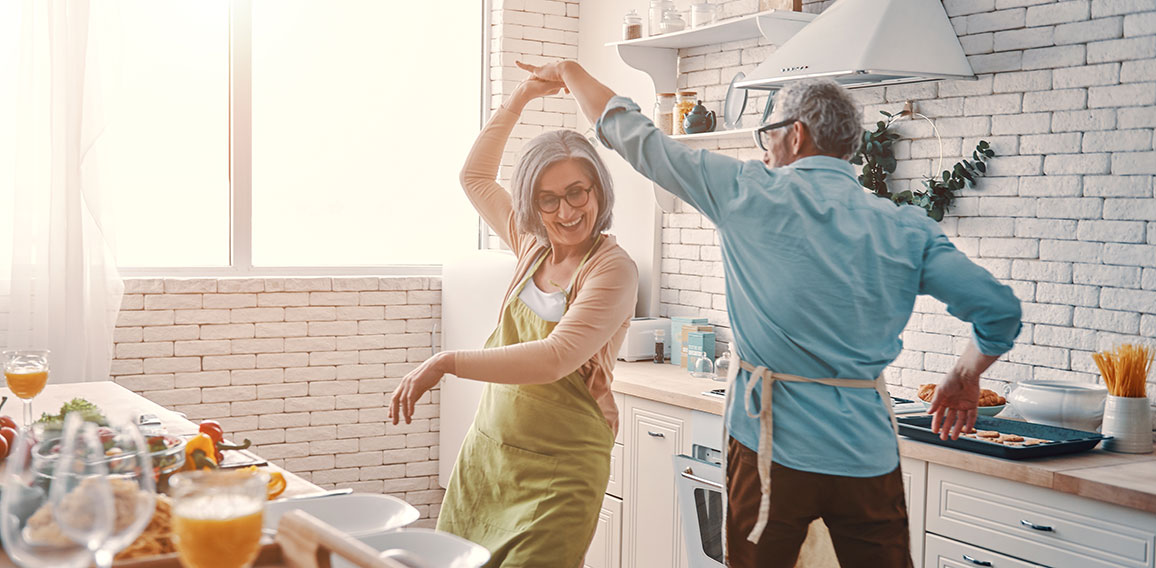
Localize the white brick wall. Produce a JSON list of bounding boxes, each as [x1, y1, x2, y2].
[[113, 277, 444, 527], [655, 1, 1156, 419]]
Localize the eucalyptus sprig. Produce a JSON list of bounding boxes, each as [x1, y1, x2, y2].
[[852, 110, 995, 222]]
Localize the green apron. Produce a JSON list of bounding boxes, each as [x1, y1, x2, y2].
[[438, 240, 615, 567]]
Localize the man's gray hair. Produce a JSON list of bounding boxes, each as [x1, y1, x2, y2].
[[774, 79, 864, 160], [512, 130, 615, 245]]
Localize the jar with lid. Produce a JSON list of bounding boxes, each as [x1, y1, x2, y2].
[[673, 91, 697, 135], [654, 92, 676, 135], [648, 0, 674, 36], [712, 342, 731, 381], [690, 1, 718, 27], [659, 9, 687, 34], [622, 9, 643, 40]]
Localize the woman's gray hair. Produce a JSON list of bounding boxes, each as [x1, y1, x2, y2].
[[773, 79, 864, 160], [512, 130, 615, 245]]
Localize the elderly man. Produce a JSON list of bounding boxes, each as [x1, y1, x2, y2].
[[521, 61, 1022, 567]]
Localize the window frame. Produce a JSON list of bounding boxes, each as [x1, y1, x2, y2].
[[117, 0, 491, 277]]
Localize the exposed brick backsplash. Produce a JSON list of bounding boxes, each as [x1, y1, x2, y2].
[[113, 277, 445, 526], [659, 0, 1156, 420]]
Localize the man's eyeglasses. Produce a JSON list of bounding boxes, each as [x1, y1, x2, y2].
[[536, 186, 594, 213], [754, 118, 798, 151]]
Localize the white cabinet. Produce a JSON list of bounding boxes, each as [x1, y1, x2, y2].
[[925, 533, 1045, 568], [586, 494, 624, 568], [902, 456, 928, 568], [927, 463, 1156, 568], [622, 395, 693, 568]]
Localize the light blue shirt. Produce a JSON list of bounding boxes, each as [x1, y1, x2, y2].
[[597, 97, 1022, 477]]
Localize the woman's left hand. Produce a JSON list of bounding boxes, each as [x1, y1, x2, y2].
[[389, 352, 454, 425]]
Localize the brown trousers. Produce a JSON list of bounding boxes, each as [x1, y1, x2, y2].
[[725, 437, 913, 568]]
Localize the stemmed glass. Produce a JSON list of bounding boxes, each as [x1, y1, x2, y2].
[[90, 416, 157, 564], [0, 424, 94, 568], [2, 350, 50, 427], [49, 413, 115, 567]]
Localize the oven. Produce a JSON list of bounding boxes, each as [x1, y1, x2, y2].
[[674, 411, 726, 568]]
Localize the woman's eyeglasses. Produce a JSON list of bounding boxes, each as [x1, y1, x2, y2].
[[536, 186, 594, 213], [754, 118, 798, 151]]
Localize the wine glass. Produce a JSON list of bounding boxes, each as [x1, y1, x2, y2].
[[170, 469, 268, 568], [93, 416, 157, 563], [49, 413, 115, 568], [2, 350, 50, 427], [0, 424, 93, 568]]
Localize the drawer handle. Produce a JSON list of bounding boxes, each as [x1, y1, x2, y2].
[[681, 467, 724, 490], [962, 554, 993, 567], [1020, 519, 1054, 532], [647, 431, 665, 438]]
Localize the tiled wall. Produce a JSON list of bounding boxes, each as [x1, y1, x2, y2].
[[112, 277, 444, 526], [659, 0, 1156, 415]]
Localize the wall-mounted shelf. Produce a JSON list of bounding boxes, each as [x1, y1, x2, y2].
[[605, 10, 816, 93], [671, 126, 758, 142]]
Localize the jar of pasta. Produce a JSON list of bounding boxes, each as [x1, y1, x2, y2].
[[654, 92, 676, 135], [674, 91, 697, 135]]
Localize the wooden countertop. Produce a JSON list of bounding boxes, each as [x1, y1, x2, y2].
[[612, 361, 1156, 515], [0, 381, 321, 500]]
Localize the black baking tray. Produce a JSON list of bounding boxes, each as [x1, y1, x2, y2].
[[898, 415, 1109, 460]]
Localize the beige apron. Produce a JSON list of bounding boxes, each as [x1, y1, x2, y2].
[[722, 342, 900, 545], [438, 241, 614, 567]]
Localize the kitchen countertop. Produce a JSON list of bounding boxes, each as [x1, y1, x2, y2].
[[612, 360, 1156, 515]]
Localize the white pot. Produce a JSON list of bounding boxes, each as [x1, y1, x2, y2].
[[1005, 380, 1107, 432], [1102, 395, 1153, 454]]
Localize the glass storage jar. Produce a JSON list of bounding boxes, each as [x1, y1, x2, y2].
[[649, 0, 674, 36], [623, 9, 643, 40], [660, 10, 687, 34], [654, 92, 676, 135], [674, 91, 697, 135], [690, 1, 718, 27]]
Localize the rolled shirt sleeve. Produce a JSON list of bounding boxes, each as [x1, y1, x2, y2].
[[596, 96, 746, 225], [919, 230, 1023, 356]]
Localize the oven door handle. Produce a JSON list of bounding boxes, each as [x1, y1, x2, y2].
[[681, 467, 723, 490]]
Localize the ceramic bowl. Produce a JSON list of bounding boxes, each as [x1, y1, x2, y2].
[[1006, 380, 1107, 432], [331, 528, 490, 568], [264, 493, 419, 537]]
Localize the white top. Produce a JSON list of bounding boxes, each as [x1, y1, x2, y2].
[[518, 277, 567, 323]]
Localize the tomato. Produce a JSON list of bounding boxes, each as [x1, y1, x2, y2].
[[0, 426, 16, 449], [0, 416, 16, 431], [0, 435, 8, 460], [198, 420, 225, 445]]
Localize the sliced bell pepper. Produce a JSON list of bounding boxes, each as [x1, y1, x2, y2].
[[183, 433, 219, 471]]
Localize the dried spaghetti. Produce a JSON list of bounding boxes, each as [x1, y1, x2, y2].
[[1092, 344, 1153, 398]]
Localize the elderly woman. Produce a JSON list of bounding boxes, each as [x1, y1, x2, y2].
[[387, 75, 637, 566]]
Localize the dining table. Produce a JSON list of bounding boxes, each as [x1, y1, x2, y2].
[[0, 381, 336, 568]]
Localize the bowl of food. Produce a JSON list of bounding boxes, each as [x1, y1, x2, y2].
[[31, 430, 185, 483], [917, 383, 1007, 416], [1005, 380, 1107, 432]]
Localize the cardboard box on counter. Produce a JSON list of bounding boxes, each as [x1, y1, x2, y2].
[[670, 317, 708, 366]]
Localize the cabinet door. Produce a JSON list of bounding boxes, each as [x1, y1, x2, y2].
[[901, 456, 927, 568], [586, 494, 623, 568], [622, 396, 692, 568]]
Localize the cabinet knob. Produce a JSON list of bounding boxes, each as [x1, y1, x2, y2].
[[1020, 519, 1054, 532], [962, 554, 993, 567], [647, 430, 665, 438]]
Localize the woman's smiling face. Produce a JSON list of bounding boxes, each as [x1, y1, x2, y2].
[[535, 158, 600, 250]]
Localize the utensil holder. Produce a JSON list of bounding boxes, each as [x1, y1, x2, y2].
[[1101, 395, 1153, 454]]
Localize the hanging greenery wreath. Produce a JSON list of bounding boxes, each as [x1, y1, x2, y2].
[[850, 109, 995, 222]]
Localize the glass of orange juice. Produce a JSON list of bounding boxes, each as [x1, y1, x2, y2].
[[2, 349, 50, 426], [169, 470, 268, 568]]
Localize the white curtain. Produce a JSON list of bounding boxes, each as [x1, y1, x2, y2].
[[0, 0, 123, 383]]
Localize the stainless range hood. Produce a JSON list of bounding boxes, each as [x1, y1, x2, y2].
[[736, 0, 975, 91]]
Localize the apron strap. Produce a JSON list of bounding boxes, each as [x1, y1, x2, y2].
[[736, 359, 898, 544]]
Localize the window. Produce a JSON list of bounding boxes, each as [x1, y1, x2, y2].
[[103, 1, 484, 272]]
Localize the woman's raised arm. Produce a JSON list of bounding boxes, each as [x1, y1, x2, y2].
[[459, 78, 564, 250]]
